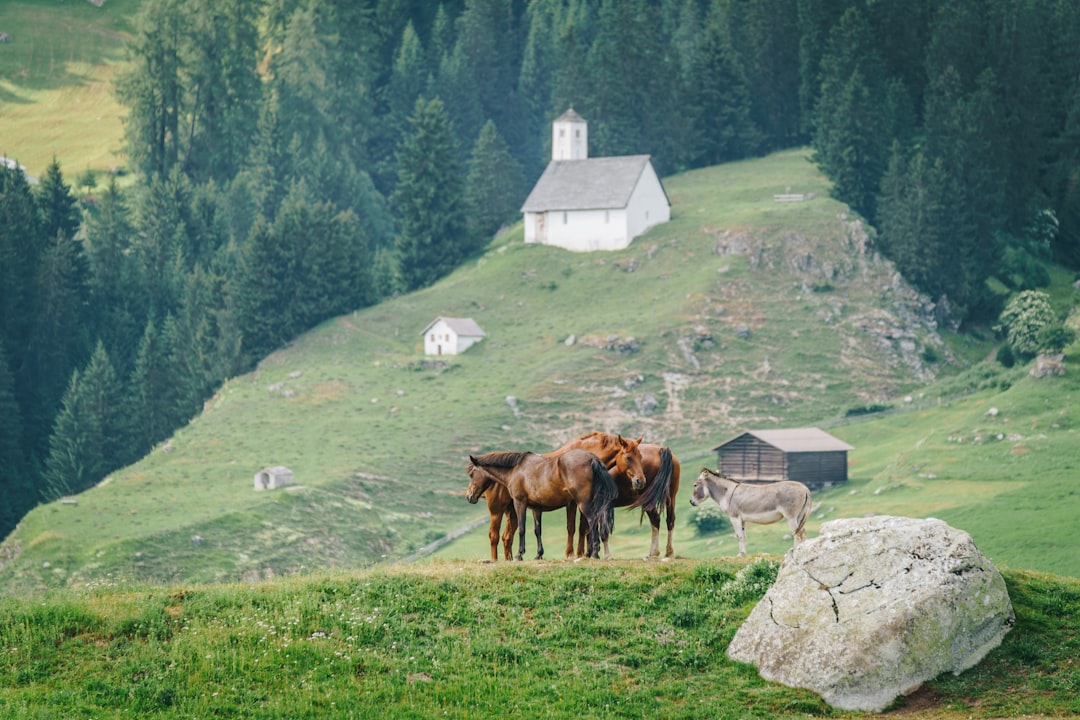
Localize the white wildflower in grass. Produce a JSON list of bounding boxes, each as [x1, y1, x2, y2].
[[717, 558, 780, 606]]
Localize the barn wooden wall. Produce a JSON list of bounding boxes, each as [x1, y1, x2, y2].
[[716, 436, 848, 490]]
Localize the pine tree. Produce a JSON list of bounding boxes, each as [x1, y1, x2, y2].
[[85, 177, 146, 373], [0, 340, 30, 537], [43, 343, 122, 499], [20, 230, 91, 463], [116, 0, 186, 179], [877, 143, 947, 297], [0, 162, 42, 360], [234, 217, 297, 363], [136, 167, 192, 318], [465, 120, 525, 239], [36, 159, 82, 244], [182, 0, 263, 183], [812, 6, 889, 220], [686, 5, 762, 166], [124, 319, 172, 458], [392, 97, 470, 291]]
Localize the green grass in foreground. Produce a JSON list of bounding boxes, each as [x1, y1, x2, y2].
[[0, 560, 1078, 720]]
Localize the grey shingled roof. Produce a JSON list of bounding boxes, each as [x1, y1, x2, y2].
[[520, 156, 656, 212], [712, 427, 854, 453], [420, 317, 485, 337]]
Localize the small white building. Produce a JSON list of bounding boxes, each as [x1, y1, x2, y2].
[[254, 466, 294, 491], [520, 108, 670, 252], [421, 317, 485, 356]]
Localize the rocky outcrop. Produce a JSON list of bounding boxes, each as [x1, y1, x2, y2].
[[727, 516, 1014, 712]]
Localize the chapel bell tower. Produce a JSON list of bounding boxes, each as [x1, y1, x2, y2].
[[551, 108, 588, 161]]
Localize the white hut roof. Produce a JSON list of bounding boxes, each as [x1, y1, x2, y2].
[[420, 317, 486, 337], [521, 155, 663, 212]]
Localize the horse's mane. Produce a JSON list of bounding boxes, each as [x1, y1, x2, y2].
[[472, 451, 532, 469]]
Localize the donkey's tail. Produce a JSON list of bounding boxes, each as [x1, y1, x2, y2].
[[794, 486, 812, 538], [588, 456, 618, 541], [628, 446, 673, 519]]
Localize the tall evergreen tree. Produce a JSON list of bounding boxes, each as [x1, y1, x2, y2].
[[453, 0, 523, 153], [392, 97, 470, 291], [116, 0, 186, 179], [724, 0, 802, 150], [36, 159, 82, 245], [19, 229, 91, 465], [0, 163, 42, 361], [135, 167, 193, 318], [465, 120, 526, 239], [812, 6, 889, 220], [85, 177, 145, 376], [234, 217, 297, 363], [877, 143, 947, 299], [377, 22, 431, 191], [182, 0, 264, 183], [686, 4, 762, 167], [43, 342, 123, 499], [124, 319, 176, 459], [0, 340, 30, 538]]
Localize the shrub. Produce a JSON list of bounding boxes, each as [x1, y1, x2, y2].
[[996, 344, 1015, 368], [1037, 324, 1076, 354], [998, 290, 1056, 357], [689, 503, 729, 535]]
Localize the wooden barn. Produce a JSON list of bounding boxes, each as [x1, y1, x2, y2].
[[711, 427, 853, 490]]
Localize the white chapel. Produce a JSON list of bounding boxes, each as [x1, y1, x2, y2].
[[520, 108, 670, 252]]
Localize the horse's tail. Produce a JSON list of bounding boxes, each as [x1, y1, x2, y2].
[[588, 456, 618, 541], [628, 446, 673, 519]]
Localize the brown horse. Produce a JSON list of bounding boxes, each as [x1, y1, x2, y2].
[[546, 432, 646, 558], [472, 433, 643, 561], [465, 449, 618, 560], [567, 443, 681, 559], [482, 483, 517, 561]]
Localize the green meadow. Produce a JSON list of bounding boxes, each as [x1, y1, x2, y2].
[[2, 560, 1079, 719], [0, 0, 136, 180]]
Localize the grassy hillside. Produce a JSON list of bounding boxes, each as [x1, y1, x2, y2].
[[4, 145, 1078, 593], [1, 560, 1078, 719], [0, 0, 136, 180]]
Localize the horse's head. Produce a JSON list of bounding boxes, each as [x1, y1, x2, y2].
[[614, 435, 648, 492], [464, 458, 494, 504]]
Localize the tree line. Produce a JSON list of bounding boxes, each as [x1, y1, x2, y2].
[[2, 0, 1079, 538]]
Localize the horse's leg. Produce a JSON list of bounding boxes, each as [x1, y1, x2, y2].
[[488, 513, 501, 562], [645, 508, 661, 560], [732, 516, 747, 557], [533, 509, 544, 560], [514, 499, 528, 561], [664, 499, 676, 558], [565, 506, 577, 558], [577, 510, 588, 558], [503, 510, 517, 561]]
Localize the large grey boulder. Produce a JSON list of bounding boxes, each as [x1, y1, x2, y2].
[[726, 516, 1014, 712]]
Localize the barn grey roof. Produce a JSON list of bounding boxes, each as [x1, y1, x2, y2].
[[520, 155, 663, 212], [420, 316, 486, 337], [712, 427, 854, 453]]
